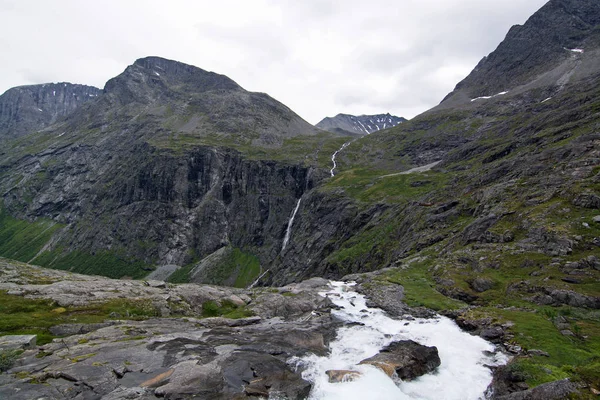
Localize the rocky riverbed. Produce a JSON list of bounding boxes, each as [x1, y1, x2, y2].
[[0, 260, 580, 399]]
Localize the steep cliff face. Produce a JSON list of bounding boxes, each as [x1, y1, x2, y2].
[[0, 57, 326, 279], [0, 83, 101, 140], [2, 141, 313, 270]]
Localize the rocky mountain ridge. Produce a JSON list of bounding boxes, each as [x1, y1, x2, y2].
[[316, 112, 406, 135], [0, 82, 101, 140], [440, 0, 600, 107]]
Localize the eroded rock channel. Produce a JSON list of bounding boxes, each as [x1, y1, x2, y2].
[[0, 262, 511, 399]]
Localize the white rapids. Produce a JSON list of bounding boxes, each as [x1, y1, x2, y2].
[[292, 281, 508, 400]]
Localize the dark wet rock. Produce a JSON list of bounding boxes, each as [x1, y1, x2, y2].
[[359, 340, 441, 381], [481, 326, 505, 342], [488, 364, 530, 397], [493, 378, 578, 400]]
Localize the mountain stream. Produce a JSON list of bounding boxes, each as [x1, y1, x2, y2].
[[292, 281, 508, 400]]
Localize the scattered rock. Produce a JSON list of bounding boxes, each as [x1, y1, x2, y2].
[[481, 326, 505, 341], [526, 349, 550, 357], [573, 193, 600, 209], [494, 378, 578, 399], [0, 335, 36, 351], [359, 340, 440, 381], [470, 277, 496, 293]]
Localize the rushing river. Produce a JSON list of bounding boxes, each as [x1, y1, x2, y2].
[[292, 281, 508, 400]]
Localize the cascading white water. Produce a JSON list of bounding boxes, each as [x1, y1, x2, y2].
[[292, 282, 508, 400], [281, 198, 302, 252], [330, 142, 351, 177]]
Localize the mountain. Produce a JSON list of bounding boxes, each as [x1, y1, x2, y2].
[[0, 56, 349, 284], [1, 1, 600, 396], [316, 112, 406, 135], [0, 82, 101, 140], [261, 0, 600, 394], [440, 0, 600, 108]]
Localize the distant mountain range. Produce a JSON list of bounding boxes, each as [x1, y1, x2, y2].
[[316, 113, 406, 135]]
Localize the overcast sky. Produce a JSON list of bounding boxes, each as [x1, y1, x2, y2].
[[0, 0, 548, 124]]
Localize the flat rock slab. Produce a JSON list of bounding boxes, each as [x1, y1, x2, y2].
[[359, 340, 440, 381], [0, 335, 36, 350]]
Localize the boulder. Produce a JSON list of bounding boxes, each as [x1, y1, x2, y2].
[[0, 335, 36, 351], [359, 340, 440, 381], [494, 379, 578, 400], [470, 277, 496, 293]]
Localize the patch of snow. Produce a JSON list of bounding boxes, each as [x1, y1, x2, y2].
[[375, 125, 380, 130], [471, 91, 509, 102], [57, 132, 65, 137], [154, 71, 160, 76], [383, 123, 387, 129], [357, 120, 368, 134], [53, 90, 56, 96], [541, 97, 552, 103], [380, 161, 442, 178], [568, 48, 584, 53], [37, 108, 43, 112]]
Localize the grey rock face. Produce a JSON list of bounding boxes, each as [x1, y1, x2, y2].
[[0, 262, 338, 399], [316, 112, 406, 135], [0, 82, 101, 140], [443, 0, 600, 104], [0, 56, 324, 279]]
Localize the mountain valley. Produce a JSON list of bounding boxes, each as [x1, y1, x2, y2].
[[0, 0, 599, 398]]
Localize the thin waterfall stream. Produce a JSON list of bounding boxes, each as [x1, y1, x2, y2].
[[292, 281, 508, 400], [330, 141, 352, 177], [281, 198, 302, 252]]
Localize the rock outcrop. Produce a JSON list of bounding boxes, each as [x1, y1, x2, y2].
[[0, 82, 101, 140], [359, 340, 441, 381], [0, 261, 337, 399]]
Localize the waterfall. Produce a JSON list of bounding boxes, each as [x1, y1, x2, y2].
[[330, 141, 352, 177], [292, 281, 508, 400], [281, 198, 302, 252]]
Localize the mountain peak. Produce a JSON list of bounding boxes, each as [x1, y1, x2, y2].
[[104, 56, 241, 104], [317, 113, 406, 135], [441, 0, 600, 106]]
